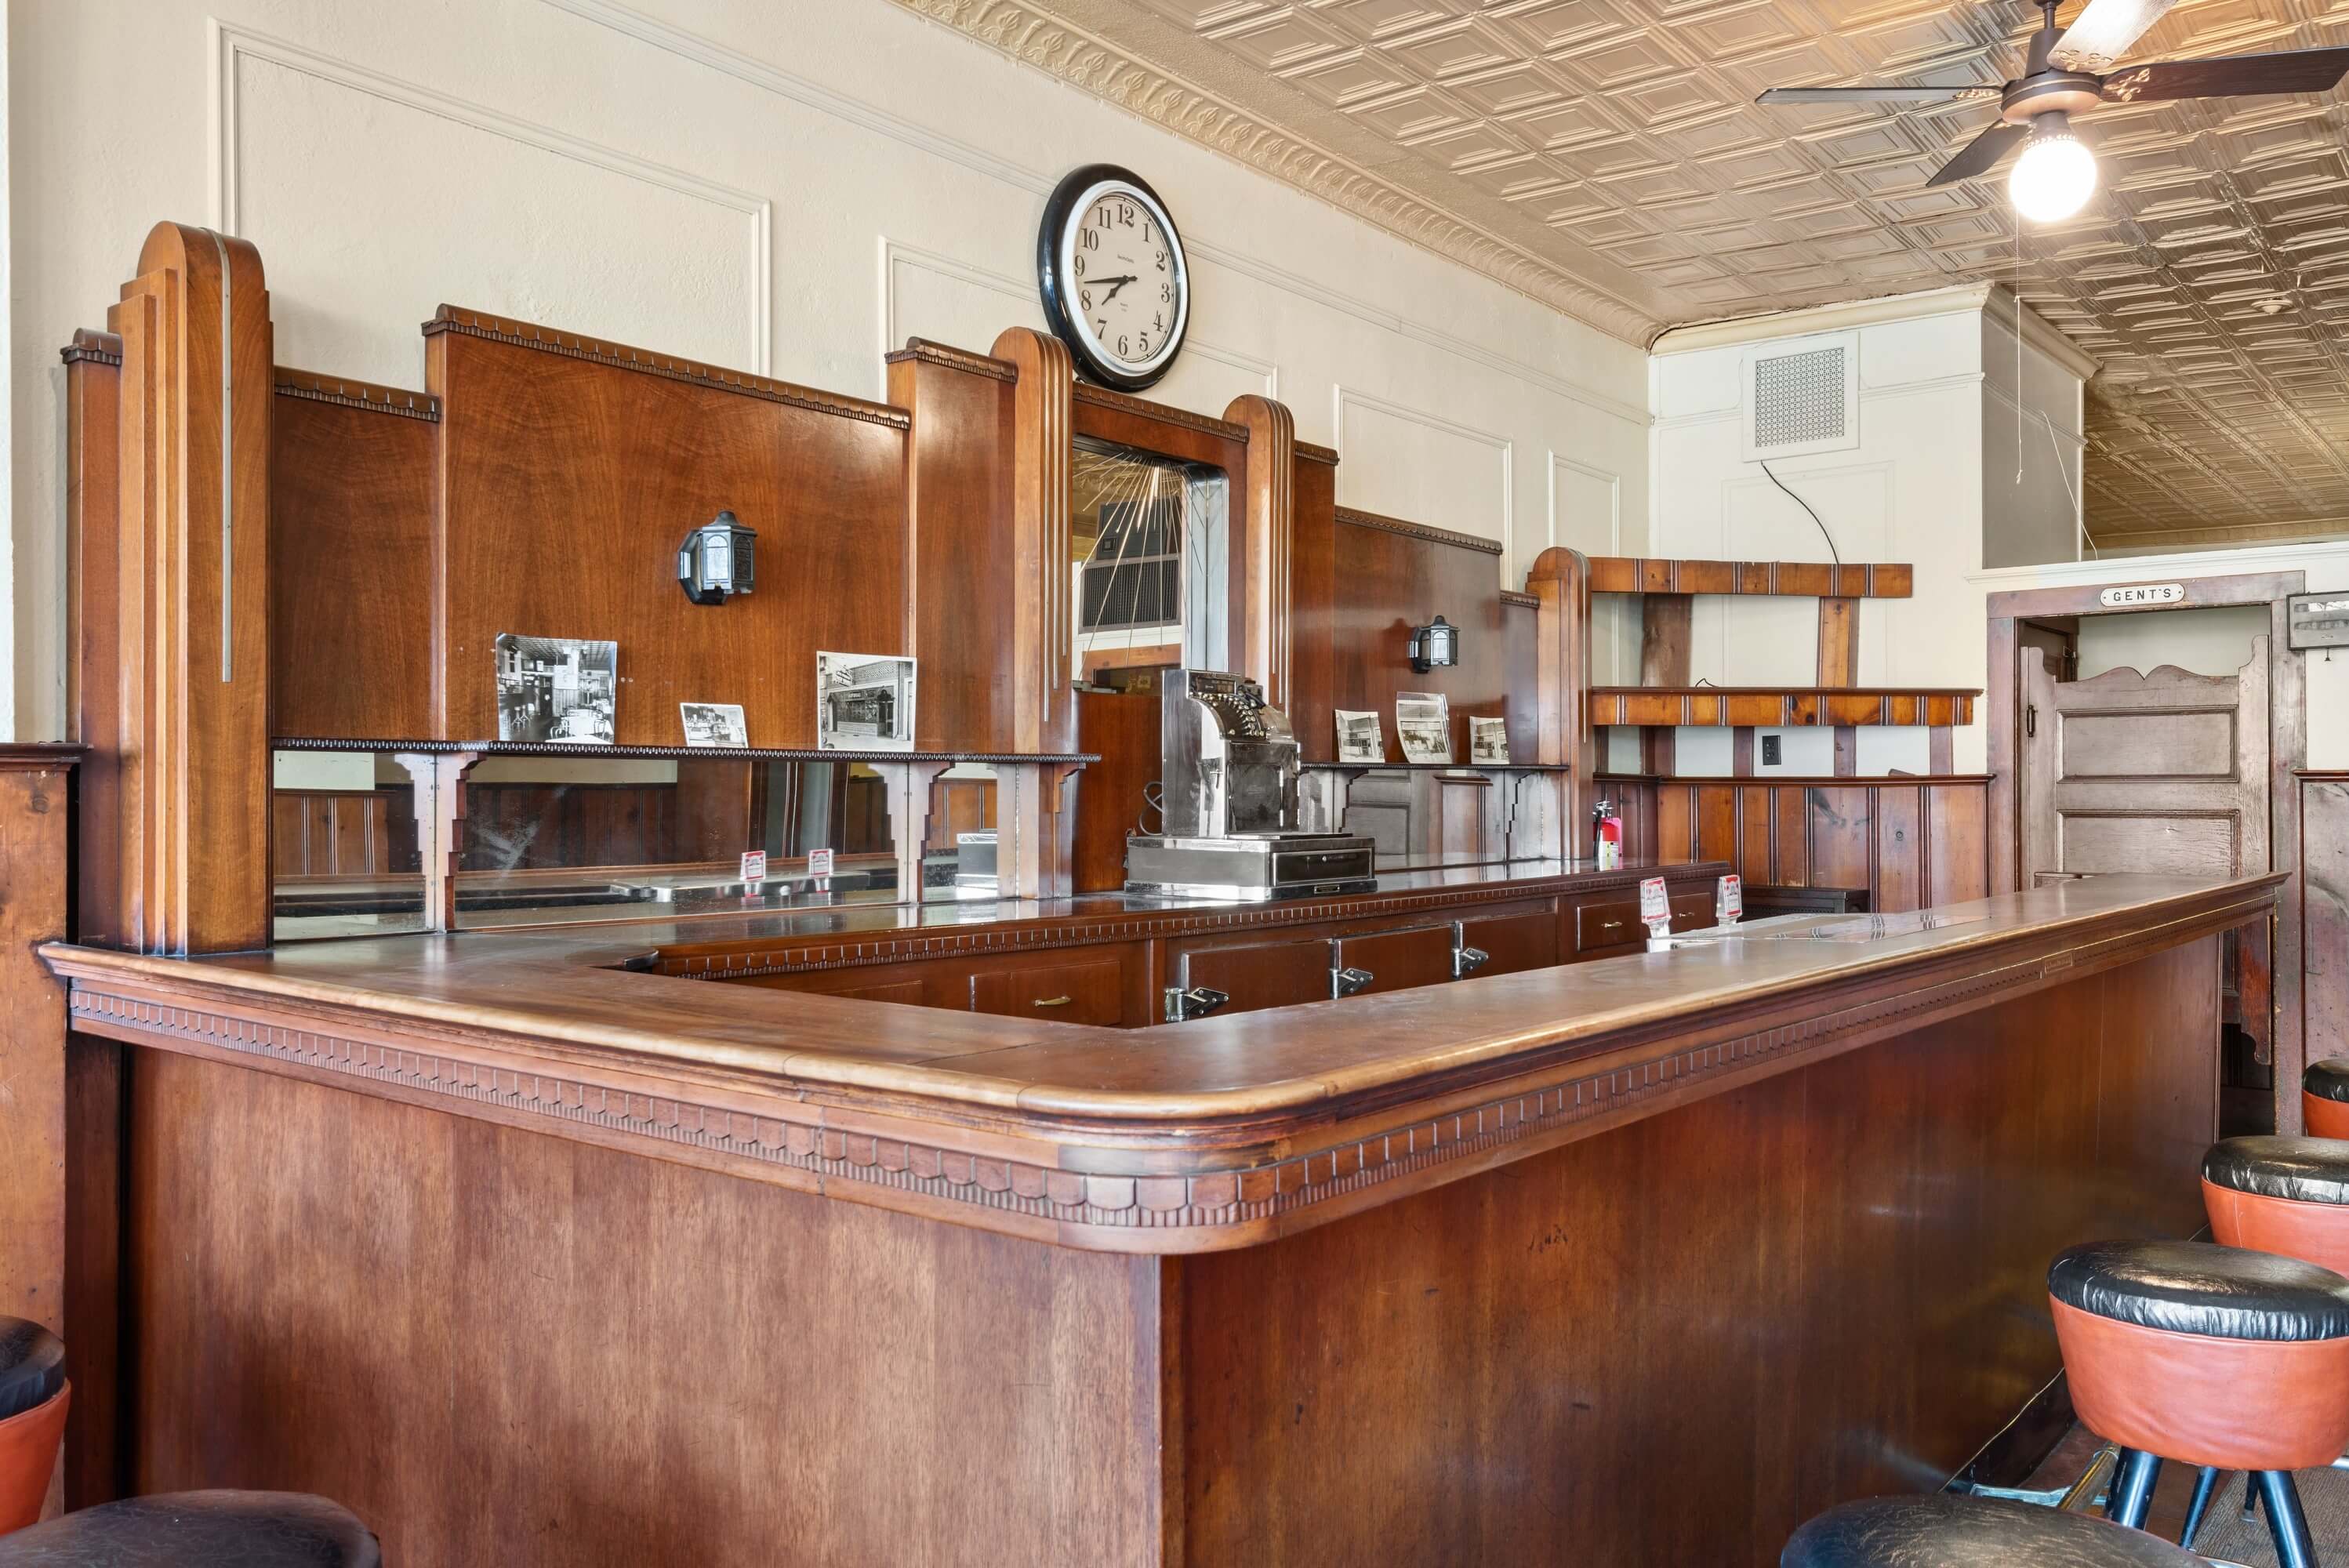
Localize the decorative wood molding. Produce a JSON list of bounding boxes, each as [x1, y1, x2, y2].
[[270, 737, 1098, 764], [1590, 688, 1979, 728], [875, 0, 1657, 350], [1499, 590, 1541, 610], [1229, 394, 1296, 708], [59, 328, 122, 367], [1587, 558, 1913, 598], [658, 864, 1719, 980], [56, 879, 2272, 1249], [993, 328, 1076, 754], [424, 306, 909, 430], [1295, 440, 1338, 467], [1072, 380, 1247, 442], [884, 337, 1016, 383], [1334, 507, 1504, 557], [272, 368, 441, 422]]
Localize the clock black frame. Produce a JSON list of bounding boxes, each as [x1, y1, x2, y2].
[[1037, 163, 1190, 393]]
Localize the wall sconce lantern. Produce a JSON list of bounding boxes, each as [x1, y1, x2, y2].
[[678, 510, 757, 605], [1408, 615, 1458, 674]]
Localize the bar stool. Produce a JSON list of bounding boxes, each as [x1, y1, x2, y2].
[[1781, 1493, 2205, 1566], [0, 1320, 67, 1537], [0, 1491, 379, 1566], [2204, 1135, 2349, 1272], [2051, 1238, 2349, 1568], [2307, 1058, 2349, 1139]]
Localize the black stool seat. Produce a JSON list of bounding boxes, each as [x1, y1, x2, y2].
[[0, 1319, 64, 1422], [2205, 1136, 2349, 1204], [2307, 1056, 2349, 1104], [0, 1491, 379, 1567], [1781, 1494, 2202, 1566], [2049, 1239, 2349, 1340]]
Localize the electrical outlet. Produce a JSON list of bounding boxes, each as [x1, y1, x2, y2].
[[1761, 734, 1782, 766]]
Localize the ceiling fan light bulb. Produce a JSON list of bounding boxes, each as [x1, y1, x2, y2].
[[2008, 132, 2098, 222]]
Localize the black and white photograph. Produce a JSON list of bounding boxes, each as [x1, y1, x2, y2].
[[816, 652, 917, 752], [1469, 716, 1509, 765], [1396, 690, 1450, 764], [496, 633, 616, 744], [679, 702, 748, 748], [1334, 709, 1385, 764]]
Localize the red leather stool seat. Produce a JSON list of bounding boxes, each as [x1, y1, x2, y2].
[[2304, 1056, 2349, 1139], [2204, 1135, 2349, 1276], [2049, 1239, 2349, 1472], [0, 1320, 67, 1537]]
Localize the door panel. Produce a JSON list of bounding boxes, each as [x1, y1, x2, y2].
[[1175, 938, 1334, 1018], [1460, 909, 1559, 978], [1333, 924, 1458, 996]]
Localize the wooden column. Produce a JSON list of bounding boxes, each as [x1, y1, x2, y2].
[[90, 223, 273, 954], [1640, 593, 1691, 686], [1227, 395, 1296, 709], [990, 329, 1075, 757], [1817, 597, 1859, 687], [1526, 547, 1595, 833]]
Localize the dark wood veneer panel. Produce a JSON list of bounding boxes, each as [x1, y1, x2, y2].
[[430, 331, 907, 746]]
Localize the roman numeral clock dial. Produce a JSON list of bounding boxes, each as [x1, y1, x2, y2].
[[1037, 165, 1190, 393]]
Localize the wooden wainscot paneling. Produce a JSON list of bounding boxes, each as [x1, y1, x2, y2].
[[270, 371, 437, 741], [424, 307, 910, 748], [1641, 775, 1991, 914], [85, 223, 273, 954], [1294, 508, 1512, 765], [885, 340, 1018, 752]]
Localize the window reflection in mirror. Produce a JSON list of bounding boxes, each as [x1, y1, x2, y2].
[[270, 750, 425, 940], [1071, 436, 1228, 682]]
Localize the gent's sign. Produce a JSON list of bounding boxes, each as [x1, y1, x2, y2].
[[2098, 583, 2185, 608]]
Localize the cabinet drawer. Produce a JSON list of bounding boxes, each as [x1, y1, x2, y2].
[[1175, 937, 1334, 1018], [1332, 924, 1457, 997], [1458, 908, 1558, 978], [970, 953, 1128, 1026], [1572, 889, 1718, 956]]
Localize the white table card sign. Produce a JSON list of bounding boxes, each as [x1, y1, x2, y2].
[[1334, 710, 1385, 764], [1639, 877, 1671, 942], [808, 848, 835, 882], [1469, 716, 1509, 765], [1717, 873, 1742, 924], [739, 849, 767, 884], [2099, 583, 2185, 608], [1396, 691, 1451, 764]]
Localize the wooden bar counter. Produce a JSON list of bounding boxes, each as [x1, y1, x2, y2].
[[42, 869, 2270, 1566]]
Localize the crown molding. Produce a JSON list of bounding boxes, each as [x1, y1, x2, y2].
[[886, 0, 1661, 350]]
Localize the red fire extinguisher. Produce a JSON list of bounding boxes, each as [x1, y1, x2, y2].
[[1592, 800, 1622, 871]]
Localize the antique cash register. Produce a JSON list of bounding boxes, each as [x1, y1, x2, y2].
[[1122, 668, 1377, 900]]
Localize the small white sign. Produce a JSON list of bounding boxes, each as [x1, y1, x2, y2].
[[739, 849, 768, 884], [2098, 583, 2185, 608], [1718, 873, 1743, 923], [808, 848, 835, 880], [1638, 876, 1669, 928]]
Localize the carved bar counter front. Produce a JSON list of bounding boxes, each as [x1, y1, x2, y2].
[[45, 871, 2270, 1566]]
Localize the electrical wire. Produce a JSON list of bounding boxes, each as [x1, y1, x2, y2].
[[1758, 458, 1840, 566]]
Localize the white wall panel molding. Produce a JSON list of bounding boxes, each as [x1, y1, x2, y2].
[[209, 18, 774, 374], [1546, 455, 1621, 557], [543, 0, 1644, 428], [1334, 386, 1513, 582]]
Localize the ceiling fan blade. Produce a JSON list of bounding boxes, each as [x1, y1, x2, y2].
[[1755, 85, 1999, 103], [2049, 0, 2179, 71], [2101, 46, 2349, 103], [1925, 122, 2032, 187]]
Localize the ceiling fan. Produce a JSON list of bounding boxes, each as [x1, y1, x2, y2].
[[1755, 0, 2349, 220]]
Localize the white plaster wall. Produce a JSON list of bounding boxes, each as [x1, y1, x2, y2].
[[1980, 301, 2086, 570], [4, 0, 1650, 739]]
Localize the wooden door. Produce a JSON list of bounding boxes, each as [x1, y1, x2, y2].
[[2020, 639, 2269, 886]]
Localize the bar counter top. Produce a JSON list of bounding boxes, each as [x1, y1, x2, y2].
[[46, 869, 2277, 1250]]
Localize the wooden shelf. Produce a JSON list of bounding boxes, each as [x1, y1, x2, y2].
[[271, 738, 1100, 764], [1589, 688, 1975, 728], [1587, 557, 1911, 598]]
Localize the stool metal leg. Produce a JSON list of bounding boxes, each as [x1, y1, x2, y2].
[[2254, 1471, 2318, 1568], [2179, 1465, 2221, 1552], [2106, 1449, 2161, 1530]]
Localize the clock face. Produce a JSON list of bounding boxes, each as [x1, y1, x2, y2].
[[1039, 166, 1189, 391]]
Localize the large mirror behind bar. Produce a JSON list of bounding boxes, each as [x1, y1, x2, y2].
[[270, 752, 1001, 939]]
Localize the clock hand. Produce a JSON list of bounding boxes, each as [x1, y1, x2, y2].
[[1096, 274, 1139, 300]]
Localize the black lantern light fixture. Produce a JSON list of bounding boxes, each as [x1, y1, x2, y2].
[[1408, 615, 1458, 674], [678, 510, 756, 606]]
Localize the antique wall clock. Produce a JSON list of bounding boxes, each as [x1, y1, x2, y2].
[[1037, 164, 1190, 392]]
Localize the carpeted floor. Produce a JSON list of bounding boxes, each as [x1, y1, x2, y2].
[[2189, 1466, 2349, 1566]]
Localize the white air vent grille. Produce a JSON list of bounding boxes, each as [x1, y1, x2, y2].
[[1742, 332, 1860, 462]]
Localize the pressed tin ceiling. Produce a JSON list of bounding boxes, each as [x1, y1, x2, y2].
[[894, 0, 2349, 551]]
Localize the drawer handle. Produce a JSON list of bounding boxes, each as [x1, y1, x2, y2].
[[1454, 945, 1490, 979], [1599, 919, 1625, 933], [1334, 966, 1376, 999], [1033, 994, 1073, 1008]]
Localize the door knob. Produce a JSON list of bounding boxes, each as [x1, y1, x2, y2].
[[1333, 966, 1375, 998], [1454, 945, 1490, 978]]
